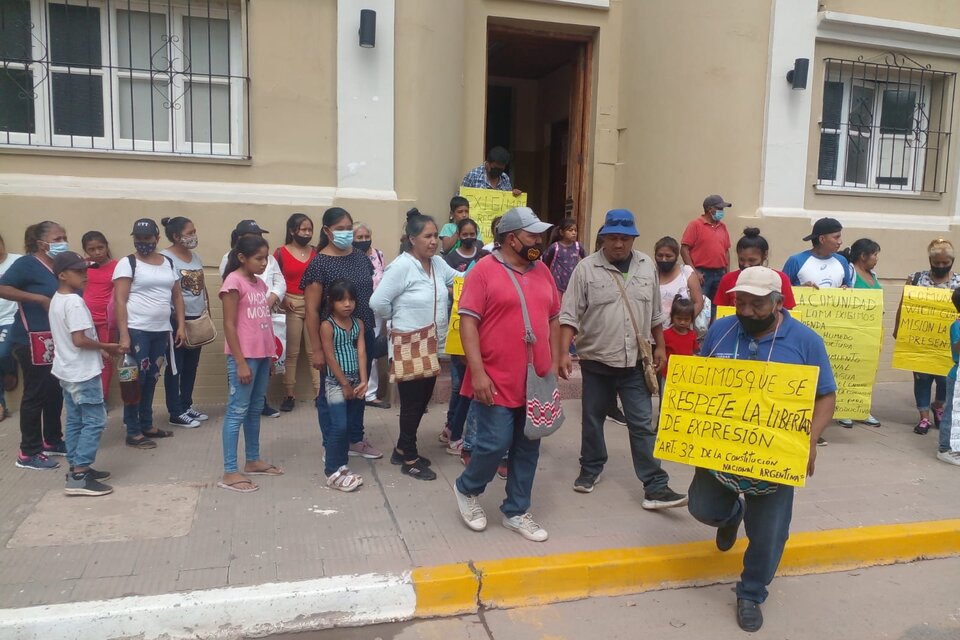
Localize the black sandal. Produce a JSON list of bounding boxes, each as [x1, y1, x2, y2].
[[126, 436, 157, 449], [142, 428, 174, 438]]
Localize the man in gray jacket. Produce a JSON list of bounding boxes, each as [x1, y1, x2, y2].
[[558, 209, 687, 509]]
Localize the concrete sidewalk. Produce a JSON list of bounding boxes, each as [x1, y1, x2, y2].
[[0, 374, 957, 614]]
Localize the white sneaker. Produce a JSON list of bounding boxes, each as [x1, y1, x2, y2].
[[937, 451, 960, 466], [453, 484, 487, 531], [502, 513, 548, 542]]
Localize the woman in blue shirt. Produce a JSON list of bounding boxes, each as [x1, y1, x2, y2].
[[0, 221, 69, 470]]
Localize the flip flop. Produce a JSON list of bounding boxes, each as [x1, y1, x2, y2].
[[217, 480, 258, 493], [245, 464, 284, 476], [125, 436, 157, 449], [142, 428, 174, 438]]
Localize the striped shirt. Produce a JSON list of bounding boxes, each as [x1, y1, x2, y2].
[[326, 317, 360, 377]]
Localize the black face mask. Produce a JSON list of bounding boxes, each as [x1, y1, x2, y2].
[[737, 312, 777, 337], [931, 263, 953, 278], [515, 239, 543, 262], [656, 260, 676, 273], [353, 240, 372, 253], [488, 167, 504, 179], [293, 235, 312, 247], [460, 238, 477, 250]]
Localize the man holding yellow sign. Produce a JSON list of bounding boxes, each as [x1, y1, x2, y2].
[[668, 267, 836, 633]]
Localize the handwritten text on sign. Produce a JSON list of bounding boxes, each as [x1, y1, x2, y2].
[[793, 288, 883, 420], [458, 187, 527, 240], [892, 285, 956, 376], [655, 356, 818, 487], [444, 276, 465, 356]]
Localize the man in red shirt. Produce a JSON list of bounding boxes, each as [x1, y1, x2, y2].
[[453, 207, 561, 542], [681, 194, 732, 301]]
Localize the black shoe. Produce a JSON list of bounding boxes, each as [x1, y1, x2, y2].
[[606, 407, 627, 425], [400, 458, 436, 481], [261, 404, 281, 418], [716, 522, 739, 552], [280, 396, 295, 412], [573, 470, 598, 493], [736, 598, 763, 632], [64, 472, 113, 496], [70, 466, 110, 481], [390, 449, 432, 466], [641, 487, 688, 510]]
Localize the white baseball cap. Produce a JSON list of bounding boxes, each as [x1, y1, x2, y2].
[[729, 266, 782, 297]]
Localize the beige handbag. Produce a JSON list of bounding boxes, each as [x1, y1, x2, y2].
[[607, 270, 660, 394], [390, 267, 440, 382], [184, 289, 217, 348]]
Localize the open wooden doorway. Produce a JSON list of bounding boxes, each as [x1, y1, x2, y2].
[[485, 23, 594, 233]]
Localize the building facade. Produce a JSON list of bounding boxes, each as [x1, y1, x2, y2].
[[2, 0, 958, 406]]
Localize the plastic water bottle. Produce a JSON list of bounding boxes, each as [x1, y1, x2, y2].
[[118, 354, 141, 406]]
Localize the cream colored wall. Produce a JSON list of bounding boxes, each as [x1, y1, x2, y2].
[[821, 0, 960, 30], [0, 0, 338, 187], [803, 42, 960, 221], [393, 0, 468, 216], [613, 0, 772, 256]]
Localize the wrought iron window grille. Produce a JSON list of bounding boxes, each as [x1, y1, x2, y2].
[[0, 0, 249, 158], [816, 52, 955, 195]]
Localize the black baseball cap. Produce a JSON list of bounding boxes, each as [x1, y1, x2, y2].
[[52, 251, 89, 275], [234, 219, 269, 235], [803, 217, 843, 242], [130, 218, 160, 236]]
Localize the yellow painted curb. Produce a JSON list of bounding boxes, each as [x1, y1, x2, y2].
[[412, 564, 479, 617], [468, 519, 960, 611]]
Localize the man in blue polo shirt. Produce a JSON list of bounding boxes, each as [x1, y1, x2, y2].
[[687, 266, 836, 633]]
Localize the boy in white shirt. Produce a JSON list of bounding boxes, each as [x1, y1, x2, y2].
[[49, 252, 123, 496]]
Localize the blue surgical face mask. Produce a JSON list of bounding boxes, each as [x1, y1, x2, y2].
[[332, 230, 354, 250], [713, 209, 725, 222], [46, 242, 69, 258]]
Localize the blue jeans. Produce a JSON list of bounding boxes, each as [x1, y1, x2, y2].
[[941, 378, 956, 453], [123, 329, 169, 438], [321, 373, 365, 476], [61, 376, 107, 469], [446, 356, 466, 427], [165, 339, 203, 417], [314, 327, 375, 444], [0, 322, 14, 410], [687, 467, 794, 603], [462, 401, 478, 451], [697, 267, 726, 303], [222, 356, 270, 473], [913, 372, 946, 412], [455, 401, 541, 518], [580, 366, 669, 493]]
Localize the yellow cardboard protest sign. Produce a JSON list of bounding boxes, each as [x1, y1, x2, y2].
[[716, 305, 803, 323], [892, 285, 956, 376], [444, 276, 465, 356], [792, 288, 883, 420], [655, 356, 817, 487], [458, 187, 527, 239]]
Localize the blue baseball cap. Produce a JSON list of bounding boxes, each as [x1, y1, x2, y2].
[[598, 209, 639, 237]]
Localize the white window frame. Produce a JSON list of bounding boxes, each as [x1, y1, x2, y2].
[[818, 66, 931, 193], [1, 0, 245, 157]]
